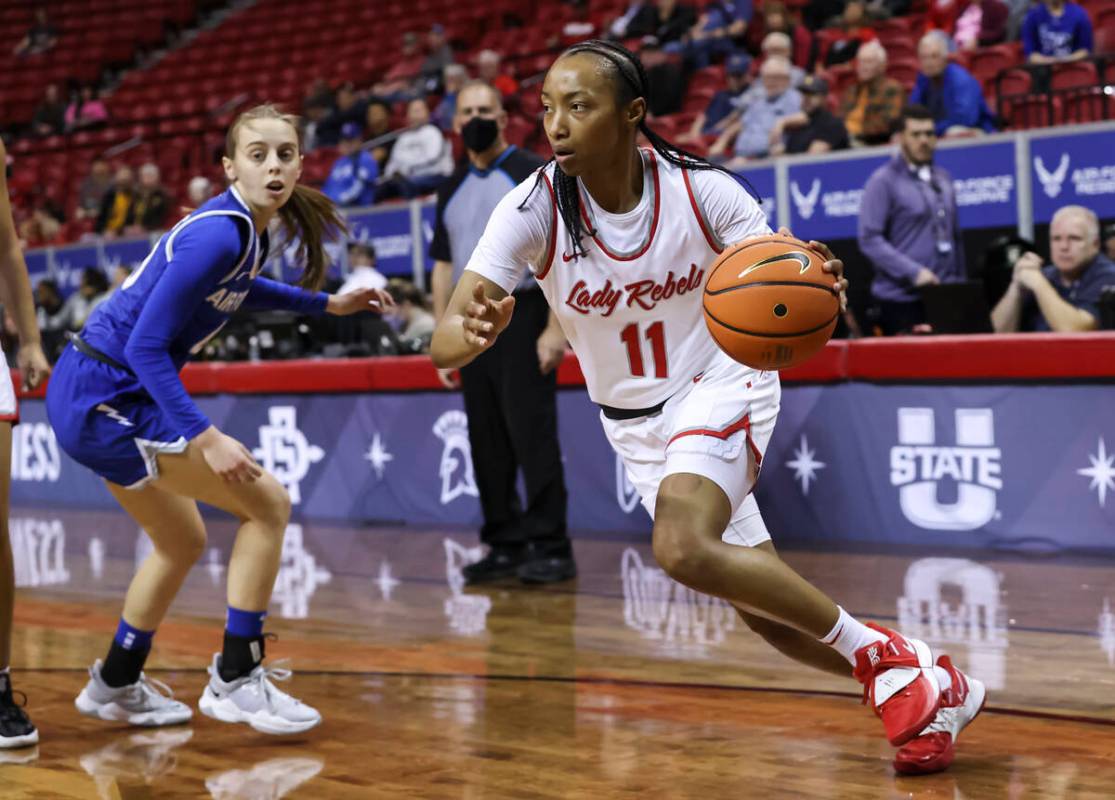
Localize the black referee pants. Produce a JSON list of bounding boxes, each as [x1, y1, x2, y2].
[[459, 288, 569, 556]]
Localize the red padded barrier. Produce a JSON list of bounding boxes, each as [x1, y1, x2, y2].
[[14, 333, 1115, 399]]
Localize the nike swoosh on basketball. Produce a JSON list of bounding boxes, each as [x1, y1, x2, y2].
[[737, 252, 811, 279]]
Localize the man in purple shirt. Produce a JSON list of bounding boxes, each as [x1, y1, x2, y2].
[[858, 105, 965, 335]]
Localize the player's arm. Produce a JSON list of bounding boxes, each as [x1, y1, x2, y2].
[[0, 141, 51, 390], [430, 271, 515, 369], [243, 277, 394, 316], [431, 259, 453, 321]]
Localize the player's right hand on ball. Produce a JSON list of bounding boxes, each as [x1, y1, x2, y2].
[[196, 426, 263, 483], [463, 282, 515, 349]]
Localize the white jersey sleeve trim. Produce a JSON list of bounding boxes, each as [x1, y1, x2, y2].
[[689, 167, 771, 249]]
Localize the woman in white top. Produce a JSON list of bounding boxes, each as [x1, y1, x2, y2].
[[431, 40, 984, 775]]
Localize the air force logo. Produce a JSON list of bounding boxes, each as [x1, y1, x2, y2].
[[790, 178, 821, 220], [433, 410, 478, 505], [1034, 154, 1069, 199]]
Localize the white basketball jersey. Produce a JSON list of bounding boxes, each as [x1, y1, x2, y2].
[[466, 148, 771, 409], [538, 151, 767, 408]]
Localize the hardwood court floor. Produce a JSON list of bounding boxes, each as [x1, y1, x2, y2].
[[4, 508, 1115, 799]]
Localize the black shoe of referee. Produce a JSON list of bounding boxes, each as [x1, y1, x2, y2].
[[518, 548, 577, 585]]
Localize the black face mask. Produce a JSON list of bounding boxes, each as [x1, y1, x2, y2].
[[461, 116, 499, 153]]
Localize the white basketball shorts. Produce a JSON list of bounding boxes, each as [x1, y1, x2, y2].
[[0, 356, 17, 423], [601, 349, 781, 547]]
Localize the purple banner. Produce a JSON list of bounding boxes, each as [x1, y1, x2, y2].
[[12, 382, 1115, 551]]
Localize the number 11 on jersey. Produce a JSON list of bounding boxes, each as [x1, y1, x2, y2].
[[620, 321, 668, 379]]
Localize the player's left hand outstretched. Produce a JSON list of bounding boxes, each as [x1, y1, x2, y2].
[[463, 282, 515, 350], [17, 342, 51, 391], [778, 227, 848, 312], [536, 327, 566, 375], [326, 287, 396, 316]]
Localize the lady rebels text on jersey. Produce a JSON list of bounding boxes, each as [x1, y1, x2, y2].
[[465, 150, 771, 410]]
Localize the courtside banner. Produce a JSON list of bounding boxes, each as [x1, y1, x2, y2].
[[936, 139, 1017, 229], [737, 165, 776, 225], [1031, 128, 1115, 224], [24, 250, 49, 286], [12, 382, 1114, 552], [786, 154, 889, 240], [101, 236, 157, 273], [50, 243, 100, 298], [346, 205, 422, 277]]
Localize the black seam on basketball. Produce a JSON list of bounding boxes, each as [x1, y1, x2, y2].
[[705, 281, 839, 296], [704, 307, 839, 338]]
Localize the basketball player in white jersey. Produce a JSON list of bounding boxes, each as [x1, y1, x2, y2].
[[0, 139, 53, 748], [431, 41, 984, 774]]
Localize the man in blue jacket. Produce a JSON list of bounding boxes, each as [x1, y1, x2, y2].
[[322, 122, 379, 208], [910, 32, 996, 137]]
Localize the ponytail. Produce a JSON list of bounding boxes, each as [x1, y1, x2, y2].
[[519, 40, 758, 261]]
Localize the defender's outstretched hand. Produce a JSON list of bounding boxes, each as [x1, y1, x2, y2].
[[326, 287, 396, 316]]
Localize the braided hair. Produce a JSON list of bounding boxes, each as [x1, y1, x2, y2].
[[519, 39, 758, 261]]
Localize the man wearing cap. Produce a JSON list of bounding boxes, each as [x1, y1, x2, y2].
[[679, 52, 753, 144], [322, 122, 379, 208], [769, 75, 849, 155]]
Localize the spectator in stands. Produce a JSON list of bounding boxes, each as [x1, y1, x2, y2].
[[952, 0, 1010, 49], [742, 32, 806, 100], [35, 277, 78, 333], [434, 64, 469, 131], [364, 99, 395, 169], [911, 31, 997, 136], [1022, 0, 1093, 63], [381, 99, 453, 199], [476, 50, 519, 98], [640, 39, 688, 116], [420, 24, 456, 94], [300, 78, 335, 150], [55, 267, 111, 331], [338, 242, 387, 293], [31, 84, 66, 138], [744, 2, 812, 71], [317, 82, 366, 148], [387, 279, 436, 351], [770, 75, 849, 155], [186, 175, 213, 207], [322, 122, 379, 208], [1104, 222, 1115, 262], [17, 206, 62, 248], [667, 0, 751, 69], [712, 56, 802, 165], [992, 206, 1115, 332], [805, 0, 845, 31], [128, 163, 171, 234], [677, 52, 752, 145], [13, 8, 57, 57], [628, 0, 698, 46], [76, 159, 113, 221], [65, 85, 109, 132], [373, 32, 426, 101], [859, 105, 966, 335], [94, 166, 136, 238], [822, 0, 878, 67], [839, 41, 905, 146]]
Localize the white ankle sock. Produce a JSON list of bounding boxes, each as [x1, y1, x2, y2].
[[819, 606, 888, 666], [933, 665, 952, 692]]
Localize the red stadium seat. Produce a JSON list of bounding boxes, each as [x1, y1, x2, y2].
[[1050, 61, 1099, 89], [1061, 90, 1113, 124], [996, 68, 1032, 97], [968, 44, 1018, 82]]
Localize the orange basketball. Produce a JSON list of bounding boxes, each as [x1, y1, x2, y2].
[[703, 234, 839, 371]]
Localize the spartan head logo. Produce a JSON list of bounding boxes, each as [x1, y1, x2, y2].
[[890, 408, 1002, 531], [1034, 154, 1070, 199], [790, 178, 821, 220], [433, 410, 478, 505], [616, 454, 640, 514]]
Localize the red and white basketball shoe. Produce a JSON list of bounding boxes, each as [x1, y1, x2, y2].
[[893, 655, 986, 775], [853, 623, 940, 747]]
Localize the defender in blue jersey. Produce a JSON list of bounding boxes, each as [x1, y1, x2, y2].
[[46, 105, 392, 734]]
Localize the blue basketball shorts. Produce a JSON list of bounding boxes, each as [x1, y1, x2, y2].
[[46, 344, 188, 489]]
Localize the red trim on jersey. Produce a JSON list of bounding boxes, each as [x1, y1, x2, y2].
[[667, 411, 763, 468], [535, 171, 559, 281], [578, 149, 661, 262], [682, 167, 723, 254]]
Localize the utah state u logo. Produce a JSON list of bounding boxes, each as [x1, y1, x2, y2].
[[890, 408, 1002, 531]]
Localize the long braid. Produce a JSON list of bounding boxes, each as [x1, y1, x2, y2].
[[518, 40, 758, 261]]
